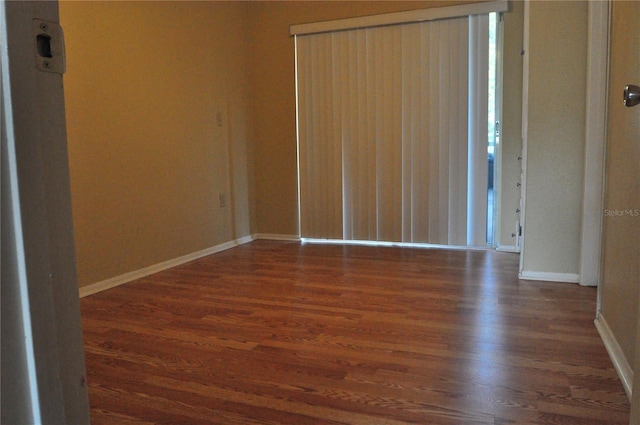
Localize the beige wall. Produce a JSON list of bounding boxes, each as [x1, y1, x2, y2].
[[521, 1, 588, 277], [63, 0, 530, 289], [61, 1, 253, 287], [62, 0, 528, 288]]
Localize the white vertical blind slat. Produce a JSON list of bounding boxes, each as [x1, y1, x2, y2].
[[467, 14, 490, 246], [454, 17, 471, 246]]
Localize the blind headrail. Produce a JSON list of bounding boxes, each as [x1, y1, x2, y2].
[[290, 0, 508, 36]]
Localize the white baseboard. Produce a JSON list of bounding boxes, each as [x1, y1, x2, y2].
[[496, 245, 519, 253], [518, 270, 580, 283], [594, 314, 633, 399], [79, 235, 256, 298], [254, 233, 301, 241]]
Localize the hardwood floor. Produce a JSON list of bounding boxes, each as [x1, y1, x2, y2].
[[81, 241, 630, 424]]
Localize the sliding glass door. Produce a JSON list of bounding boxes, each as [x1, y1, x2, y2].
[[295, 9, 502, 248]]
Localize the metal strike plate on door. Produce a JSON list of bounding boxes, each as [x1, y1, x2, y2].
[[33, 19, 66, 74]]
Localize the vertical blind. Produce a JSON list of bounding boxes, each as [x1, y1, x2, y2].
[[296, 14, 490, 246]]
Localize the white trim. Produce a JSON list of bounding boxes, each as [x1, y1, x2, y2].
[[255, 233, 301, 241], [518, 271, 580, 283], [518, 0, 530, 276], [579, 0, 610, 288], [496, 245, 518, 253], [1, 3, 41, 420], [79, 235, 255, 298], [290, 0, 508, 36], [3, 2, 90, 422], [294, 35, 303, 240], [595, 314, 633, 399]]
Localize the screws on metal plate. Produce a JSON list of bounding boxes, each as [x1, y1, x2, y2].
[[42, 61, 51, 69], [39, 22, 48, 32]]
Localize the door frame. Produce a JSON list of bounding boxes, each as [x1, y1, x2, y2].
[[1, 1, 90, 423], [518, 0, 530, 275], [580, 0, 610, 289]]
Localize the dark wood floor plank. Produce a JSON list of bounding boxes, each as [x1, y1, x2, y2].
[[81, 241, 630, 424]]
